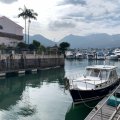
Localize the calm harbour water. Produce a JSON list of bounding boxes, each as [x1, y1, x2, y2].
[[0, 59, 120, 120]]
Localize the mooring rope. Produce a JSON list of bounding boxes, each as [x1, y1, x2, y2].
[[77, 90, 95, 109]]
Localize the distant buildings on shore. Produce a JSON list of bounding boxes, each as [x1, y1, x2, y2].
[[0, 16, 23, 47]]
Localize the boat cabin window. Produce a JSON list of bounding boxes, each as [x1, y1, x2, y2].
[[99, 70, 109, 80], [91, 69, 100, 77], [109, 70, 117, 80], [86, 68, 110, 79], [86, 69, 91, 76], [113, 70, 117, 78], [86, 69, 100, 77]]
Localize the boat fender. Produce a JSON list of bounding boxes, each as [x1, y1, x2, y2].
[[64, 77, 70, 89]]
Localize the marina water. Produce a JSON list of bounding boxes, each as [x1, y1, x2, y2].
[[0, 59, 120, 120]]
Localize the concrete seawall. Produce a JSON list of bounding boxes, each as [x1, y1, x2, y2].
[[0, 53, 64, 74]]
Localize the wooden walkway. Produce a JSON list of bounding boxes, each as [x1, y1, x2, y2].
[[85, 84, 120, 120], [110, 105, 120, 120]]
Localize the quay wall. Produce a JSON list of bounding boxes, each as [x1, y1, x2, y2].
[[0, 54, 64, 72]]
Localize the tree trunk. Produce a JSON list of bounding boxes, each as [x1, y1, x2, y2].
[[28, 19, 31, 44], [25, 18, 27, 44]]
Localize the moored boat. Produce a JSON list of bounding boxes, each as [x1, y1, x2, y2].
[[87, 53, 95, 60], [65, 51, 75, 59], [106, 52, 118, 60], [113, 48, 120, 58], [68, 65, 120, 104], [95, 51, 105, 60], [75, 52, 84, 59]]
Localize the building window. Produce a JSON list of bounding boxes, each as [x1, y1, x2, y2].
[[0, 25, 3, 30]]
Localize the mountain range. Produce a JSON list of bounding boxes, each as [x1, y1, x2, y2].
[[59, 33, 120, 48], [29, 33, 120, 48], [29, 34, 56, 47]]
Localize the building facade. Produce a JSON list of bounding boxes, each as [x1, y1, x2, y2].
[[0, 16, 23, 47]]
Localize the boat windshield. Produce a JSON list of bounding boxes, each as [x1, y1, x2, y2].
[[99, 70, 109, 80], [86, 69, 109, 79], [86, 69, 100, 77], [91, 69, 100, 77]]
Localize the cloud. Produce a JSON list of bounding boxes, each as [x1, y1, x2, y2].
[[57, 0, 120, 26], [48, 20, 76, 31], [1, 0, 120, 40], [58, 0, 86, 5], [48, 0, 120, 39], [0, 0, 17, 4]]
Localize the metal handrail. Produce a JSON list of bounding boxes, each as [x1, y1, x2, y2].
[[69, 74, 112, 89], [89, 82, 120, 120]]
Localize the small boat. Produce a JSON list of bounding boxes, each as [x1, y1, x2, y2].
[[87, 53, 95, 60], [106, 52, 118, 60], [69, 65, 120, 104], [75, 52, 84, 59], [96, 51, 105, 60], [65, 51, 75, 59], [113, 48, 120, 58]]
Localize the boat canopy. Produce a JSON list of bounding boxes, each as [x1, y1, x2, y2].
[[85, 65, 117, 80], [70, 65, 118, 90]]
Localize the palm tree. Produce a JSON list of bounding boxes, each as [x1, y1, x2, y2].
[[27, 9, 38, 44], [18, 5, 28, 44]]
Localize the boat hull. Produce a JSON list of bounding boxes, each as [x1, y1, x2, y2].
[[70, 80, 120, 104]]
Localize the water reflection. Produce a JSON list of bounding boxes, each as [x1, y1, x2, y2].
[[0, 67, 68, 120], [0, 59, 120, 120], [65, 59, 120, 120], [65, 100, 99, 120]]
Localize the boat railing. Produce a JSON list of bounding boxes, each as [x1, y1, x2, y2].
[[67, 72, 118, 90], [69, 77, 105, 90], [66, 73, 82, 81], [89, 83, 120, 120]]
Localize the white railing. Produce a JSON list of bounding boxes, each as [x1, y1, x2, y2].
[[67, 74, 105, 90], [67, 73, 118, 90]]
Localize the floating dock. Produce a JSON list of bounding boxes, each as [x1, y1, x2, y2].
[[85, 84, 120, 120]]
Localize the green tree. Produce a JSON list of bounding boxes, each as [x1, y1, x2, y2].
[[59, 42, 70, 55], [0, 44, 6, 50], [18, 6, 28, 44], [28, 44, 36, 51], [17, 42, 28, 50], [37, 45, 46, 54], [32, 40, 40, 50], [27, 9, 38, 44]]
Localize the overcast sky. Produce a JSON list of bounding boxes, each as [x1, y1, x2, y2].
[[0, 0, 120, 41]]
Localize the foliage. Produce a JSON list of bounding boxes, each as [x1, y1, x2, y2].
[[16, 40, 47, 53], [17, 42, 28, 50], [37, 45, 46, 54], [0, 44, 6, 50], [59, 42, 70, 54], [28, 44, 36, 51], [18, 6, 38, 44], [27, 9, 38, 20], [32, 40, 40, 49], [18, 6, 28, 19]]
